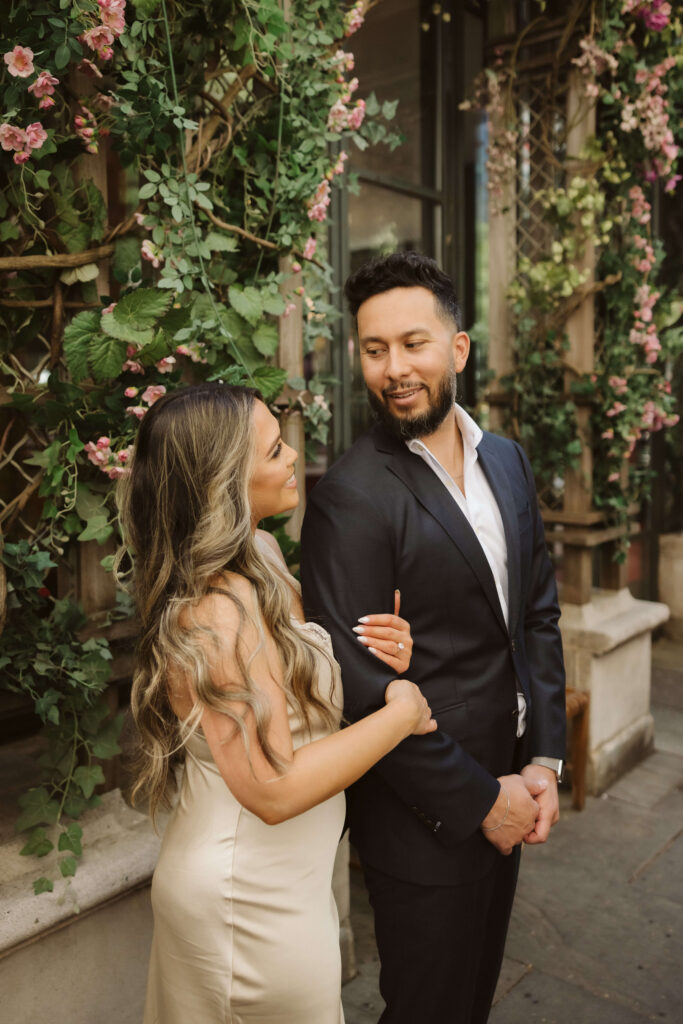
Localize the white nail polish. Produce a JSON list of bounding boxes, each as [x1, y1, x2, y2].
[[352, 625, 364, 634], [356, 635, 370, 644], [358, 616, 369, 624]]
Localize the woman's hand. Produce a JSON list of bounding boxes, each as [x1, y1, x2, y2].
[[384, 678, 437, 735], [353, 589, 413, 673]]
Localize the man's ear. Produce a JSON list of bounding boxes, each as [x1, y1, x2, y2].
[[452, 331, 470, 373]]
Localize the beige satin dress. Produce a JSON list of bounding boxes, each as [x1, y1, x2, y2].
[[143, 600, 346, 1023]]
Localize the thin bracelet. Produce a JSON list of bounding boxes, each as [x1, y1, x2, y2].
[[482, 784, 510, 832]]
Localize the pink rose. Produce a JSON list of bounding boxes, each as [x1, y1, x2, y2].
[[96, 436, 111, 449], [125, 405, 147, 420], [303, 236, 317, 260], [3, 45, 34, 78], [28, 70, 59, 99], [13, 150, 31, 165], [122, 359, 144, 374], [155, 356, 176, 374], [124, 386, 138, 398], [77, 59, 103, 79], [80, 25, 115, 54], [347, 99, 366, 131], [141, 240, 164, 268], [0, 123, 26, 152], [102, 302, 116, 315], [142, 384, 166, 406], [25, 123, 48, 151], [39, 96, 55, 110], [99, 7, 126, 35]]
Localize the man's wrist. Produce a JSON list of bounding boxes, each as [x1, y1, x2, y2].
[[530, 756, 564, 782]]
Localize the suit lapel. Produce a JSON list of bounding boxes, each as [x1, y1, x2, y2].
[[476, 436, 521, 638], [374, 427, 509, 637]]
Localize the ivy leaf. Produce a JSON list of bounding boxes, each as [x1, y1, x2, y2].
[[35, 689, 61, 725], [229, 285, 263, 325], [90, 713, 123, 759], [252, 322, 279, 356], [60, 856, 77, 878], [16, 788, 60, 832], [88, 334, 127, 381], [20, 828, 55, 858], [63, 311, 102, 382], [113, 288, 173, 332], [33, 877, 54, 895], [72, 765, 105, 800], [58, 822, 83, 856], [253, 366, 287, 402], [77, 514, 113, 544], [205, 231, 238, 252]]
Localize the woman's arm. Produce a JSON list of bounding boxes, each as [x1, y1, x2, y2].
[[176, 579, 435, 826]]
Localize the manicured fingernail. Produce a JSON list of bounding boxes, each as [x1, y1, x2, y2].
[[352, 625, 365, 634], [368, 646, 378, 655], [358, 616, 369, 623], [395, 589, 400, 594], [356, 635, 370, 645]]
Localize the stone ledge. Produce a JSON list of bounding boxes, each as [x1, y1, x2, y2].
[[0, 789, 163, 957], [560, 587, 670, 655]]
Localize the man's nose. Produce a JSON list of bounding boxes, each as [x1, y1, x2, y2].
[[385, 346, 410, 380]]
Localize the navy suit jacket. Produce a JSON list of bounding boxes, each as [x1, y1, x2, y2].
[[301, 422, 566, 885]]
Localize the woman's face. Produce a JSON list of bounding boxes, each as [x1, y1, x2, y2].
[[248, 401, 299, 523]]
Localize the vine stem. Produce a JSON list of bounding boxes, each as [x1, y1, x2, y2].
[[159, 0, 256, 384]]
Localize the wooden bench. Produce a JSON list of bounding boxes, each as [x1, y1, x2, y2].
[[565, 686, 590, 810]]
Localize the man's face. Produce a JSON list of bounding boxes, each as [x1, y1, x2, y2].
[[357, 286, 470, 440]]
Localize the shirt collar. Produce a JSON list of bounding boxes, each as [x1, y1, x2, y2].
[[406, 404, 482, 459]]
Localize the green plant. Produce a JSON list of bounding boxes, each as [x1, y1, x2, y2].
[[0, 0, 399, 888]]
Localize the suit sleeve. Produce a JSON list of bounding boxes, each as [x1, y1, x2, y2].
[[301, 475, 501, 847], [514, 442, 566, 759]]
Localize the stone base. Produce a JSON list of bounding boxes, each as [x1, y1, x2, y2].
[[658, 533, 683, 641], [560, 587, 669, 795]]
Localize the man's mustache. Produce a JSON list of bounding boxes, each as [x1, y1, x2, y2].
[[382, 384, 425, 398]]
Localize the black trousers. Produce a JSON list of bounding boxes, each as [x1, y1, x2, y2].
[[362, 847, 521, 1024]]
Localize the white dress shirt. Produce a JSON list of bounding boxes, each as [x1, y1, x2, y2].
[[407, 404, 527, 738]]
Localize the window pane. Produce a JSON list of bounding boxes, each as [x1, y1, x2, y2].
[[348, 182, 436, 269], [351, 0, 437, 189]]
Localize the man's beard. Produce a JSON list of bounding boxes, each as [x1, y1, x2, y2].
[[367, 368, 457, 441]]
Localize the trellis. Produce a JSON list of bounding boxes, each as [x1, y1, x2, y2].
[[487, 18, 635, 604]]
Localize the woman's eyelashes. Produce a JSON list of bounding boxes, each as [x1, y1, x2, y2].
[[271, 442, 283, 459]]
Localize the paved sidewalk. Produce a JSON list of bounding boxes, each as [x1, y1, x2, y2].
[[342, 638, 683, 1024]]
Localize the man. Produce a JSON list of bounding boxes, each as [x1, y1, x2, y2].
[[300, 252, 566, 1024]]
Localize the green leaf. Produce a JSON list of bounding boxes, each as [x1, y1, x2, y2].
[[55, 42, 71, 69], [138, 182, 157, 200], [20, 828, 54, 858], [16, 788, 60, 832], [112, 288, 173, 333], [101, 310, 153, 346], [77, 514, 113, 544], [72, 765, 104, 800], [58, 822, 83, 856], [90, 714, 123, 759], [229, 285, 263, 325], [262, 292, 286, 316], [88, 334, 127, 381], [113, 237, 142, 283], [60, 856, 77, 878], [253, 366, 287, 402], [205, 231, 238, 252], [252, 322, 279, 356], [63, 311, 102, 382], [33, 877, 54, 895]]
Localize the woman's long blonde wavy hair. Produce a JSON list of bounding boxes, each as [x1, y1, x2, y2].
[[117, 382, 334, 822]]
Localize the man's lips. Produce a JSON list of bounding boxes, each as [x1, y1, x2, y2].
[[384, 386, 424, 403]]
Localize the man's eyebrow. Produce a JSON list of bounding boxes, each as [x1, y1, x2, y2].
[[360, 326, 434, 345]]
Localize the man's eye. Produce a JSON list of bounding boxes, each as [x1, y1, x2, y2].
[[406, 342, 424, 349], [364, 348, 383, 357]]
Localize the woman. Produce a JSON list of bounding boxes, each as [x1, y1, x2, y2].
[[117, 382, 435, 1024]]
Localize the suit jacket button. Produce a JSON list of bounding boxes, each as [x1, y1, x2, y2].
[[511, 639, 517, 652]]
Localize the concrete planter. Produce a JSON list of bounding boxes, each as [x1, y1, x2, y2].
[[560, 587, 669, 794], [0, 788, 354, 1021]]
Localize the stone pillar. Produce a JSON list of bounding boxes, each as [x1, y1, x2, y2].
[[277, 255, 306, 541]]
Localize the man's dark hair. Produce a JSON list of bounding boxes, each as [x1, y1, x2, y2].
[[344, 251, 462, 330]]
